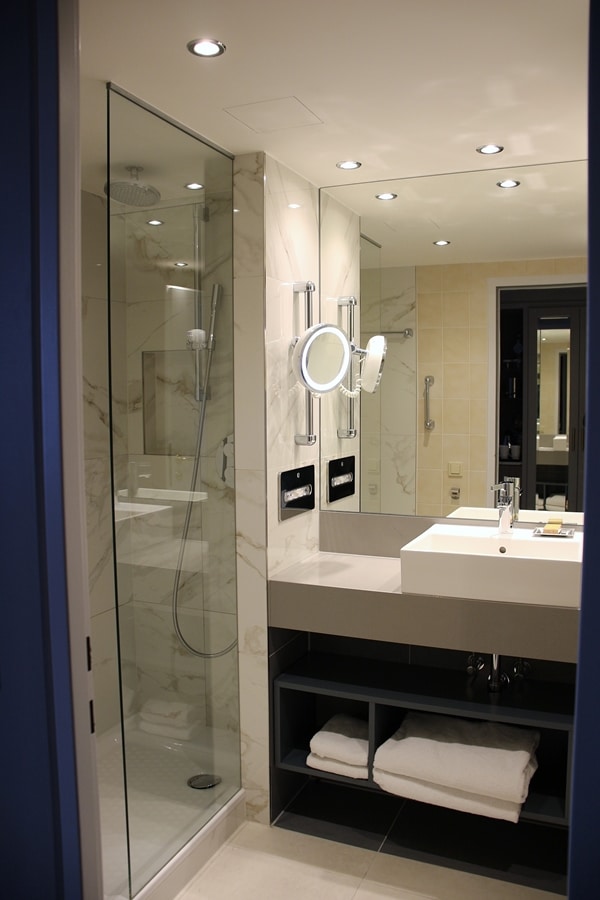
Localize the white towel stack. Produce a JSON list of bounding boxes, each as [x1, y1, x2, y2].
[[373, 712, 539, 823], [306, 713, 369, 780], [138, 698, 200, 741]]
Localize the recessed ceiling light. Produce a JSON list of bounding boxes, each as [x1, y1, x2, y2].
[[174, 261, 188, 267], [433, 239, 451, 247], [476, 144, 504, 155], [187, 39, 226, 57], [497, 179, 520, 189], [288, 203, 301, 209], [185, 182, 204, 191], [336, 160, 362, 170], [375, 192, 397, 201], [147, 219, 163, 226]]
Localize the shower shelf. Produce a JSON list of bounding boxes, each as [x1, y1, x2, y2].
[[117, 488, 207, 503]]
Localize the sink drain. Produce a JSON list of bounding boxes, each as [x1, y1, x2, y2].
[[187, 773, 222, 790]]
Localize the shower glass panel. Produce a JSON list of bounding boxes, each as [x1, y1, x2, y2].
[[105, 87, 240, 898]]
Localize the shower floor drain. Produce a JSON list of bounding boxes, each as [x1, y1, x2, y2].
[[187, 773, 222, 790]]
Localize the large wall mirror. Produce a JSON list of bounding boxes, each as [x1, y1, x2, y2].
[[319, 160, 587, 520]]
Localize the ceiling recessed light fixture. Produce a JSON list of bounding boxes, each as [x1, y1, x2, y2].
[[147, 219, 163, 226], [185, 182, 204, 191], [187, 38, 226, 57], [476, 144, 504, 155], [288, 203, 301, 209], [433, 239, 451, 247], [375, 192, 397, 201], [336, 160, 362, 170], [497, 179, 520, 189], [174, 261, 188, 267]]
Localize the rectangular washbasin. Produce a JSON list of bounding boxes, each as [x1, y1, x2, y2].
[[400, 523, 583, 607]]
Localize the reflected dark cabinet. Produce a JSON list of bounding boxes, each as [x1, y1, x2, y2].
[[499, 286, 586, 513]]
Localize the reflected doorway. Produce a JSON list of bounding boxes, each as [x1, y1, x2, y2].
[[498, 286, 586, 513]]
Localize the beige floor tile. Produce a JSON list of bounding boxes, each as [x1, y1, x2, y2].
[[362, 853, 564, 900], [230, 821, 375, 878], [177, 842, 363, 899]]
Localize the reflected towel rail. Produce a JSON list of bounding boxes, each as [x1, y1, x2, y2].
[[424, 375, 435, 430], [337, 296, 357, 439]]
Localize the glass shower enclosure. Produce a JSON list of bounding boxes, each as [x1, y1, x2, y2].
[[98, 86, 240, 898]]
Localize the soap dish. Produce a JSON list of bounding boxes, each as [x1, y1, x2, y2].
[[532, 527, 575, 538]]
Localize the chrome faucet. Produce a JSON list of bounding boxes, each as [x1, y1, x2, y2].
[[491, 481, 514, 532], [502, 476, 521, 521]]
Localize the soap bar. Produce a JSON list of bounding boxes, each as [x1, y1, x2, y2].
[[543, 523, 562, 534]]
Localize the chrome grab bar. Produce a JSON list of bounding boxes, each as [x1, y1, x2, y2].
[[294, 281, 317, 446], [424, 375, 435, 430]]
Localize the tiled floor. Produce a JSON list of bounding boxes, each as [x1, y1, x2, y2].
[[174, 821, 565, 900]]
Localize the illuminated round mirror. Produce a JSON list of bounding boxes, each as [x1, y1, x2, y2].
[[360, 334, 387, 393], [292, 323, 351, 395]]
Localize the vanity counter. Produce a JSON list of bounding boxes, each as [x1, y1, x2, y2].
[[268, 551, 579, 663]]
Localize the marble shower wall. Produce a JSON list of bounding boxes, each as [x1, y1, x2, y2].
[[360, 266, 417, 514], [233, 152, 326, 822], [83, 181, 239, 738], [109, 191, 237, 732]]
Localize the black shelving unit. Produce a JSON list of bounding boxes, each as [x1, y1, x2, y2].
[[274, 652, 573, 826]]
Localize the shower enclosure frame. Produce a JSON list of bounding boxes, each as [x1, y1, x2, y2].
[[100, 84, 240, 899]]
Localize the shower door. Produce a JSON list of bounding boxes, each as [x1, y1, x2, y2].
[[102, 87, 240, 898]]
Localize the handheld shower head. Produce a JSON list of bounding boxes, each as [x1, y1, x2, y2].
[[105, 166, 161, 207]]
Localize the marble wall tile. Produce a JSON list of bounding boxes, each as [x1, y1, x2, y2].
[[238, 650, 270, 823], [233, 153, 266, 279], [265, 159, 319, 284], [85, 456, 115, 618], [234, 275, 267, 473], [356, 267, 417, 513], [82, 294, 110, 460], [90, 605, 123, 734], [379, 435, 417, 515], [82, 191, 108, 301], [380, 267, 416, 331]]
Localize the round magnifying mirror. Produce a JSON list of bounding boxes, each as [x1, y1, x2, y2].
[[292, 323, 351, 395], [361, 334, 387, 393]]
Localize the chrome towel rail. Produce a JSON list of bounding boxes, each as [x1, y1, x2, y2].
[[293, 281, 317, 446]]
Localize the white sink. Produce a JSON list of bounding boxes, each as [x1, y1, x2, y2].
[[400, 523, 583, 607]]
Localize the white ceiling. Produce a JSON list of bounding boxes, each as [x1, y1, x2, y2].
[[79, 0, 589, 263]]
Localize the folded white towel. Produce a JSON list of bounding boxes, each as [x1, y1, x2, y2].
[[138, 719, 197, 741], [309, 714, 369, 767], [373, 712, 539, 803], [373, 767, 522, 823], [139, 698, 200, 728], [306, 752, 368, 780]]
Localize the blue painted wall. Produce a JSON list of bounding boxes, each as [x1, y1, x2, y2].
[[569, 2, 600, 896], [0, 1, 82, 897], [0, 1, 597, 897]]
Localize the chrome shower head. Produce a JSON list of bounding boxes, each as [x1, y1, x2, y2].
[[104, 166, 161, 207]]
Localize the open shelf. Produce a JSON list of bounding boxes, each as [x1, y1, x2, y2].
[[274, 652, 574, 828]]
